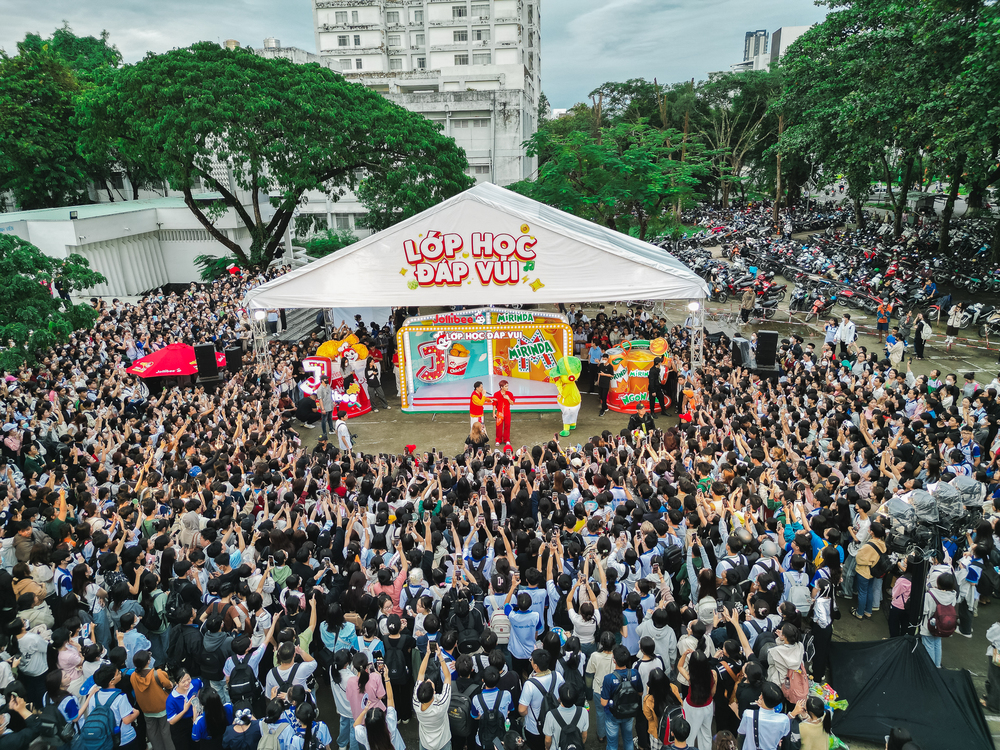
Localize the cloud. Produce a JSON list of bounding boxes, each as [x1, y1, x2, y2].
[[0, 0, 827, 107]]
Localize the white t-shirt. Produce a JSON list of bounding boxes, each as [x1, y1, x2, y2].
[[263, 660, 318, 698], [412, 682, 451, 750], [354, 705, 405, 750], [738, 707, 791, 750], [336, 420, 352, 451], [542, 704, 589, 749], [520, 672, 565, 735], [90, 689, 136, 746]]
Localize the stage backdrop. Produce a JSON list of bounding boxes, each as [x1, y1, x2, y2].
[[606, 338, 672, 414], [397, 307, 572, 413]]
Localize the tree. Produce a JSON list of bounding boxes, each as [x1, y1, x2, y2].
[[510, 122, 712, 240], [0, 43, 91, 209], [78, 42, 474, 267], [301, 229, 359, 259], [0, 235, 106, 370], [19, 23, 122, 80]]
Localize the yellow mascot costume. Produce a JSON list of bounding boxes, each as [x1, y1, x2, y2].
[[548, 356, 582, 437]]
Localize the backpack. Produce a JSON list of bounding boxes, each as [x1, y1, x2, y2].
[[468, 557, 490, 588], [867, 542, 892, 579], [448, 684, 479, 739], [197, 642, 228, 681], [489, 609, 511, 645], [657, 705, 686, 745], [294, 723, 324, 750], [229, 651, 261, 706], [609, 672, 641, 719], [927, 591, 957, 638], [73, 690, 120, 750], [165, 580, 189, 626], [383, 639, 409, 682], [474, 690, 509, 750], [661, 545, 684, 574], [552, 707, 585, 750], [257, 722, 285, 750], [782, 663, 809, 703], [557, 658, 588, 708], [451, 611, 482, 654], [784, 572, 812, 612], [528, 674, 560, 729], [402, 585, 427, 614], [38, 702, 77, 748], [140, 591, 167, 633], [270, 663, 302, 696]]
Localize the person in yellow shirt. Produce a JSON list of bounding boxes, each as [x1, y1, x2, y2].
[[469, 381, 488, 430]]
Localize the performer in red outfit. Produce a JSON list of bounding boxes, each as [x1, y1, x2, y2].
[[492, 380, 515, 446]]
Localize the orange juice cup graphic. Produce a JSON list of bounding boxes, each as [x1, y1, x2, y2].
[[627, 350, 656, 393], [447, 343, 471, 376]]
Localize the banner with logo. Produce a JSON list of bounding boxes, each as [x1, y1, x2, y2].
[[605, 338, 672, 414], [397, 307, 572, 413]]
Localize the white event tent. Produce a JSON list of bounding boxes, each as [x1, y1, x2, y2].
[[242, 183, 707, 311]]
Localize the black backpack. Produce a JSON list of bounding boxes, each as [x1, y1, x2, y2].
[[609, 671, 641, 719], [270, 663, 303, 697], [451, 610, 483, 654], [228, 651, 260, 706], [448, 684, 479, 739], [383, 639, 409, 683], [37, 702, 77, 748], [474, 690, 509, 750], [468, 557, 490, 588], [552, 707, 585, 750], [197, 646, 227, 682], [557, 658, 588, 708], [867, 542, 892, 579], [165, 580, 189, 625], [529, 674, 560, 729], [140, 590, 166, 633]]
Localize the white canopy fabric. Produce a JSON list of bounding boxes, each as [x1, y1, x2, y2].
[[243, 183, 706, 310]]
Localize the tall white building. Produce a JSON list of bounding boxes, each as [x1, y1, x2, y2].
[[730, 25, 810, 73], [255, 0, 541, 239]]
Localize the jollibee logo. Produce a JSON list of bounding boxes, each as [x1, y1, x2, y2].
[[403, 230, 537, 287]]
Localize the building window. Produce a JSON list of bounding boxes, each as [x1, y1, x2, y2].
[[340, 58, 352, 71], [388, 35, 401, 46], [471, 3, 489, 16], [416, 57, 426, 69], [453, 119, 469, 128], [454, 54, 469, 65], [472, 28, 490, 41], [413, 10, 423, 23], [472, 165, 490, 175], [528, 34, 533, 47], [453, 5, 468, 18], [472, 52, 491, 64], [454, 30, 468, 42], [335, 11, 347, 23], [472, 118, 489, 128], [109, 173, 125, 190], [354, 35, 361, 45], [356, 58, 363, 69], [415, 33, 425, 46], [351, 10, 359, 23], [390, 57, 403, 70], [528, 5, 533, 22], [386, 11, 399, 24], [336, 215, 351, 230], [338, 35, 349, 46]]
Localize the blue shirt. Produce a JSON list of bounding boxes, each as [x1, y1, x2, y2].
[[193, 703, 234, 741], [589, 346, 603, 365], [166, 678, 203, 721], [600, 668, 641, 716], [504, 605, 542, 660]]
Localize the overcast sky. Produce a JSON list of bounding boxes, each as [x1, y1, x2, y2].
[[0, 0, 828, 108]]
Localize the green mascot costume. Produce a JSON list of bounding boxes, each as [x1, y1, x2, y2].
[[548, 356, 582, 437]]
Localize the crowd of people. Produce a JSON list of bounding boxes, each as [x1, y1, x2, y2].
[[0, 258, 986, 750]]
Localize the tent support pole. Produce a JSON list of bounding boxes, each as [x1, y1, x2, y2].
[[250, 315, 274, 377], [689, 300, 706, 371]]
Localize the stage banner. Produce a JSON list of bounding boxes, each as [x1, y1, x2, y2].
[[397, 308, 572, 413]]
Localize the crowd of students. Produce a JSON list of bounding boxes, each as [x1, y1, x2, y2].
[[0, 264, 977, 750]]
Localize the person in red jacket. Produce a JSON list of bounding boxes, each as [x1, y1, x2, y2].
[[492, 379, 515, 446], [469, 381, 487, 430]]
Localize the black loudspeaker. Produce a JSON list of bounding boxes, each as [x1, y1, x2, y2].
[[732, 336, 754, 369], [225, 346, 244, 373], [194, 343, 219, 379], [755, 330, 780, 369]]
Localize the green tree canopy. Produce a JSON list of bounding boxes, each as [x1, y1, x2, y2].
[[0, 234, 106, 371], [77, 42, 473, 267]]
